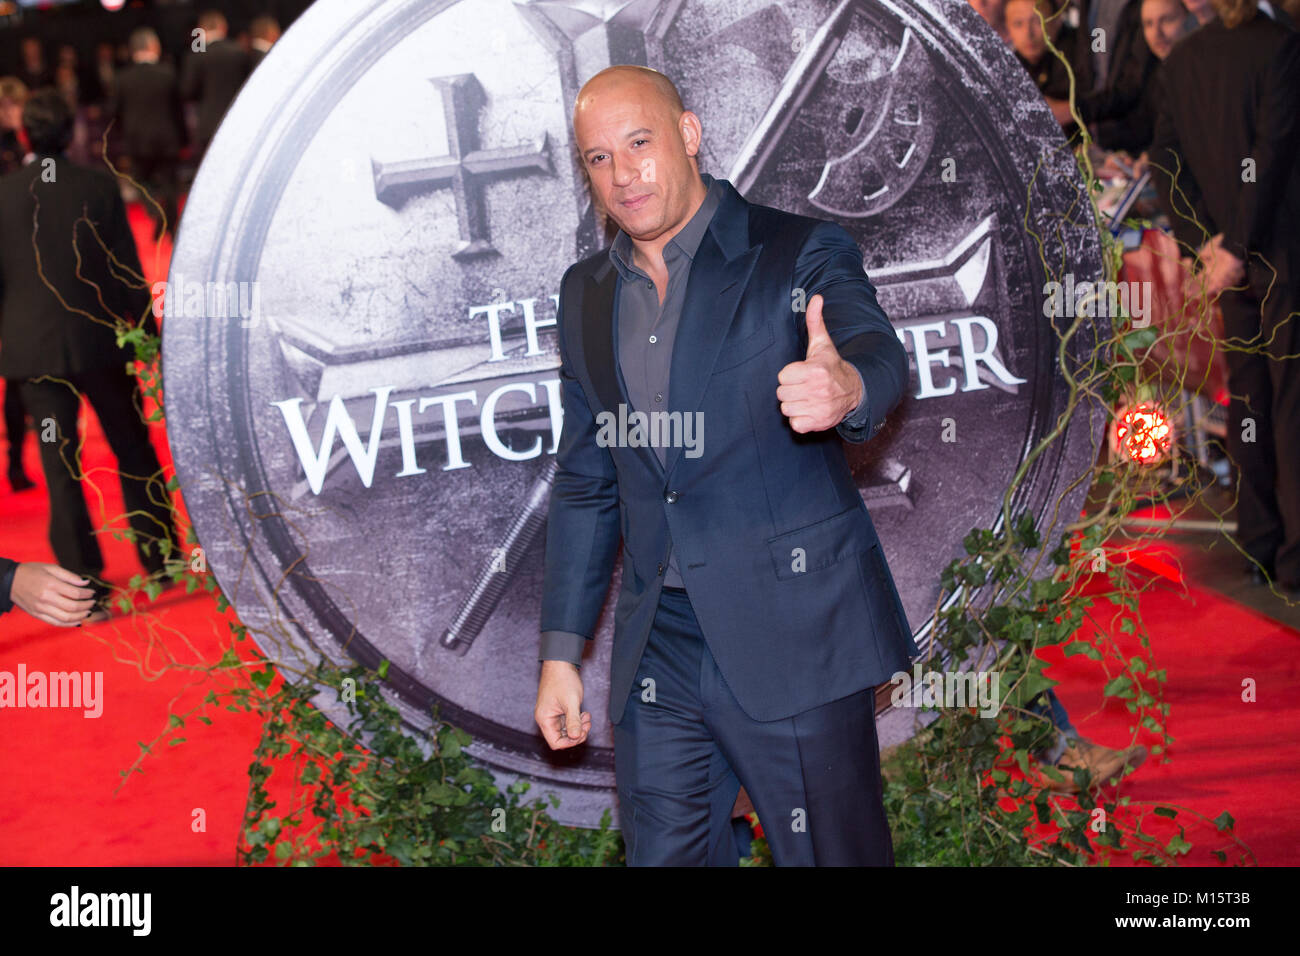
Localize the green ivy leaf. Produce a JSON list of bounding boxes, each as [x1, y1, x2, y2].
[[1102, 674, 1134, 698]]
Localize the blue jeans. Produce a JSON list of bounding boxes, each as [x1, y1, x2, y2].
[[1029, 688, 1079, 764]]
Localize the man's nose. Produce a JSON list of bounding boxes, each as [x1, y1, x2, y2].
[[610, 153, 638, 187]]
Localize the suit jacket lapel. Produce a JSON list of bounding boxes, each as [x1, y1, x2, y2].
[[581, 261, 622, 415], [663, 184, 761, 479], [578, 178, 761, 481]]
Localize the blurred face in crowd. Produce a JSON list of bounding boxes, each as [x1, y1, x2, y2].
[[572, 67, 704, 247], [199, 15, 229, 42], [1182, 0, 1215, 22], [968, 0, 1006, 32], [1006, 0, 1055, 62], [21, 38, 43, 68], [0, 98, 23, 132], [1142, 0, 1185, 59]]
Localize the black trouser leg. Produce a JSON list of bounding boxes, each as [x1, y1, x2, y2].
[[1219, 275, 1300, 584], [131, 154, 179, 238], [4, 378, 28, 473], [1259, 277, 1300, 584], [18, 376, 104, 579], [78, 365, 176, 576]]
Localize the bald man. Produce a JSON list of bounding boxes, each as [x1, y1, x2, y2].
[[534, 66, 916, 866]]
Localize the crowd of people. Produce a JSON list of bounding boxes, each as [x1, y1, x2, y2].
[[973, 0, 1297, 161], [1, 9, 281, 239], [977, 0, 1300, 596], [0, 8, 286, 621]]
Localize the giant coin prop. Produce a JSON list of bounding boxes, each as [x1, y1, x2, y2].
[[163, 0, 1104, 827]]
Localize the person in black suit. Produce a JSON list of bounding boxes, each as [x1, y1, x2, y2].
[[180, 11, 251, 162], [1073, 0, 1159, 154], [17, 37, 51, 92], [249, 16, 282, 73], [1150, 0, 1300, 593], [0, 91, 178, 606], [0, 76, 35, 491], [111, 28, 186, 240], [534, 66, 918, 865], [1006, 0, 1090, 138]]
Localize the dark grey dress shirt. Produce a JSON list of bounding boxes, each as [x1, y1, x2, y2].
[[539, 174, 870, 668]]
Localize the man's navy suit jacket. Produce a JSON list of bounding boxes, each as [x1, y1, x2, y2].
[[541, 177, 919, 725]]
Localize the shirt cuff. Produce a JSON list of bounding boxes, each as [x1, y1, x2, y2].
[[841, 366, 870, 429], [539, 630, 587, 668]]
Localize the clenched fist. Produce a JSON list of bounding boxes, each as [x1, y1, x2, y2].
[[776, 294, 863, 433], [535, 660, 592, 750]]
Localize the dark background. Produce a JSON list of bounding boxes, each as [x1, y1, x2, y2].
[[0, 0, 315, 72]]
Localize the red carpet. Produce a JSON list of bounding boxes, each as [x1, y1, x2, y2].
[[1037, 557, 1300, 865], [1, 204, 268, 865], [2, 204, 1297, 865]]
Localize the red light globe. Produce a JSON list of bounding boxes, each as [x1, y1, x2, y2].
[[1115, 401, 1174, 465]]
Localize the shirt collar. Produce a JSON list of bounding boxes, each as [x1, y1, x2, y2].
[[608, 172, 722, 280]]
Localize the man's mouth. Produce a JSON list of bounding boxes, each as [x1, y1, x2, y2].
[[620, 194, 651, 210]]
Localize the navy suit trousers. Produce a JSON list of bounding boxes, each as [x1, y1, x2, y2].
[[613, 586, 895, 866]]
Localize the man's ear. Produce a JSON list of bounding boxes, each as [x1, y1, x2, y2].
[[679, 109, 703, 158]]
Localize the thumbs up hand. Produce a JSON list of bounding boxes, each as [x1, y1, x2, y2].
[[776, 294, 864, 433]]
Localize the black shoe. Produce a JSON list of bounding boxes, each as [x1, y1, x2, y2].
[[7, 463, 34, 492], [1244, 559, 1276, 586]]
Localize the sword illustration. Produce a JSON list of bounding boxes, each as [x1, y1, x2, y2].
[[728, 0, 857, 196], [423, 457, 558, 661]]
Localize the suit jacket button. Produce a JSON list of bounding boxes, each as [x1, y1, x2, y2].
[[657, 563, 665, 575], [664, 490, 679, 503]]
